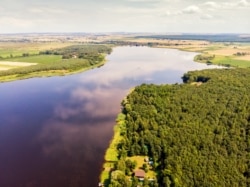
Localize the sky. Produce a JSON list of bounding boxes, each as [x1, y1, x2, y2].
[[0, 0, 249, 33]]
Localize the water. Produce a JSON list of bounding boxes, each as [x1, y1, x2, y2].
[[0, 47, 220, 187]]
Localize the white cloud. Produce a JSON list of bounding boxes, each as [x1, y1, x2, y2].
[[204, 1, 220, 9], [163, 5, 202, 17], [127, 0, 158, 2], [200, 14, 213, 19], [203, 0, 250, 10], [0, 0, 249, 33], [238, 0, 250, 6], [0, 17, 33, 27], [182, 5, 201, 14], [219, 0, 250, 9], [29, 7, 66, 14], [163, 10, 181, 16]]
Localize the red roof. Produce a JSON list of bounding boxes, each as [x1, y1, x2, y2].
[[134, 169, 145, 178]]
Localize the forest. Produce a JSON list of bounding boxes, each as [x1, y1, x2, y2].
[[106, 68, 250, 187]]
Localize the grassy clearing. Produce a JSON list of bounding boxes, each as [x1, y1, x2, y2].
[[212, 55, 250, 67], [127, 156, 157, 179], [194, 54, 250, 68], [127, 156, 145, 170]]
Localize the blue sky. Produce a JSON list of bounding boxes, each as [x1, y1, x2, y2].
[[0, 0, 249, 33]]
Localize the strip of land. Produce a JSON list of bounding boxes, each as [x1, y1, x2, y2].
[[0, 44, 112, 82]]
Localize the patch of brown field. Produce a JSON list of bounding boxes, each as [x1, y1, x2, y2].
[[0, 61, 37, 71], [0, 61, 37, 66], [207, 48, 250, 56], [191, 82, 203, 86], [0, 67, 11, 71], [181, 47, 207, 51], [234, 55, 250, 61]]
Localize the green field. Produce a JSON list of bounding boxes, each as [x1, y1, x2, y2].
[[211, 55, 250, 67], [194, 54, 250, 68], [0, 42, 72, 58], [4, 55, 62, 64]]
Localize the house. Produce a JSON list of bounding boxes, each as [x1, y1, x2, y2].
[[134, 169, 145, 180]]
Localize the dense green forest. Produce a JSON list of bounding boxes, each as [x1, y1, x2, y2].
[[107, 68, 250, 187], [39, 44, 112, 59], [0, 44, 111, 79]]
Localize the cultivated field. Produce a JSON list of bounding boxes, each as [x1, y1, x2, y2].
[[0, 42, 72, 58], [0, 61, 37, 70], [0, 42, 111, 82]]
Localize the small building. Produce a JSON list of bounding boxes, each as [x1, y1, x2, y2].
[[134, 169, 145, 180]]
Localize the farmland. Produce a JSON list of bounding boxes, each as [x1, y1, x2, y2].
[[0, 43, 112, 82]]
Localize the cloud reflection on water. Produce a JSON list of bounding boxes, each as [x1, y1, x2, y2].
[[36, 46, 221, 186], [78, 47, 220, 86]]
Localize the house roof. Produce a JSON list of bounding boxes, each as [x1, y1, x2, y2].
[[134, 169, 145, 178]]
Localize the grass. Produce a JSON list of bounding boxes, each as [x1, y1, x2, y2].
[[193, 43, 250, 67], [104, 124, 122, 162], [194, 54, 250, 68], [100, 114, 125, 183], [3, 55, 62, 64], [212, 55, 250, 67], [127, 156, 146, 170]]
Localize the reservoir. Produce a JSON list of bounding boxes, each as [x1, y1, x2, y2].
[[0, 46, 220, 187]]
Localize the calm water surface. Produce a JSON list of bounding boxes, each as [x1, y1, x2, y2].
[[0, 47, 220, 187]]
